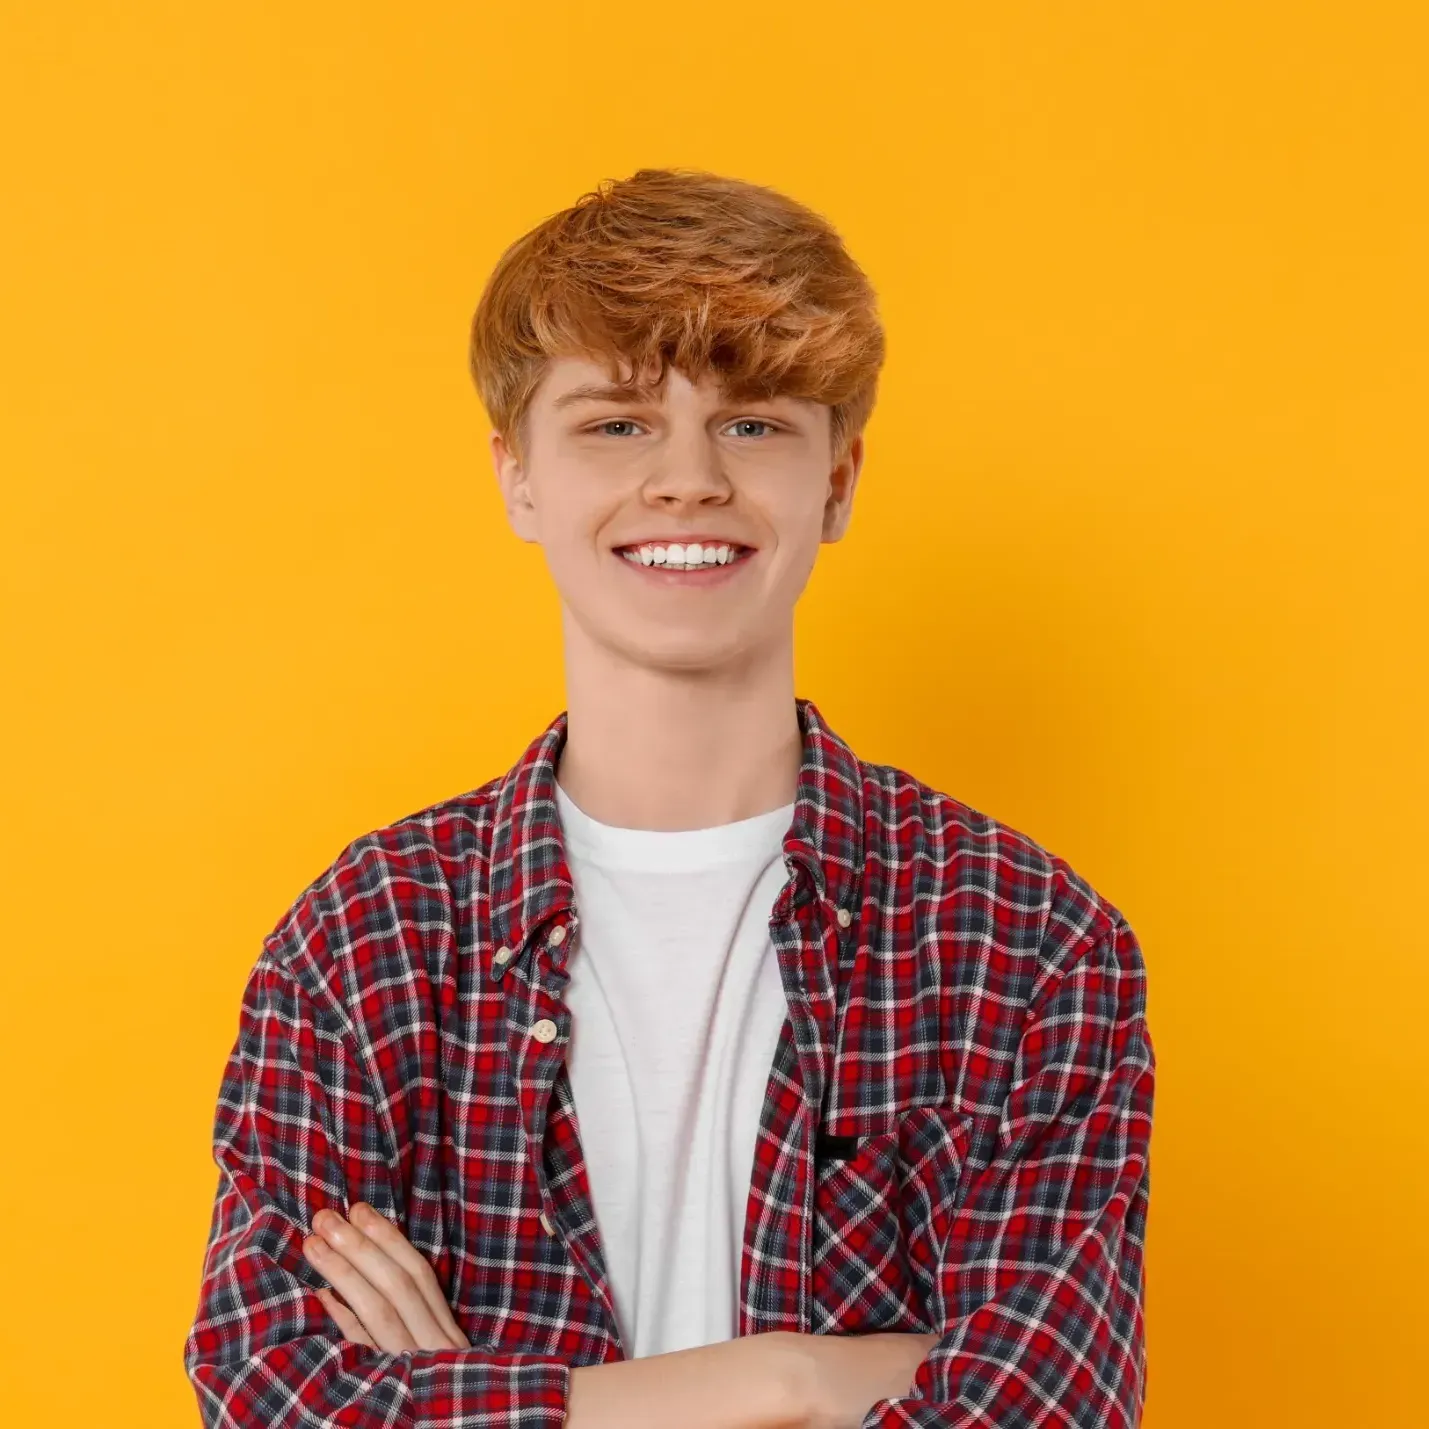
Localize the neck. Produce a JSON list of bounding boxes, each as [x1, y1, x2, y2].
[[554, 620, 803, 833]]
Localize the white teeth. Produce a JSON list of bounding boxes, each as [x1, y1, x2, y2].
[[619, 541, 746, 569]]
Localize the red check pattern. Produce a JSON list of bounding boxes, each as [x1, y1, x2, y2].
[[185, 696, 1154, 1427]]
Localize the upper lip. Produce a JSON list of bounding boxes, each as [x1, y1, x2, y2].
[[612, 534, 755, 550]]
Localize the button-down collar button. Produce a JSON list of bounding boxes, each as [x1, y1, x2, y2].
[[493, 946, 514, 966], [530, 1018, 559, 1044], [836, 907, 853, 928], [539, 1210, 555, 1235], [548, 924, 567, 946]]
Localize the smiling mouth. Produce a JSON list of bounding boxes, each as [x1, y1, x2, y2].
[[612, 545, 756, 570]]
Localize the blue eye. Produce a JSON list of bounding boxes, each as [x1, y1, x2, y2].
[[588, 417, 779, 438]]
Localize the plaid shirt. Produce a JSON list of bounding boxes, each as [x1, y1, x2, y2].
[[185, 696, 1154, 1427]]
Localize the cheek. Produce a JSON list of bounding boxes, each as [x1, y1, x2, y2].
[[770, 512, 828, 574], [531, 512, 623, 589], [529, 480, 613, 550]]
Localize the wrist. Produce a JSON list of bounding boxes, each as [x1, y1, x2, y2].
[[746, 1331, 817, 1429]]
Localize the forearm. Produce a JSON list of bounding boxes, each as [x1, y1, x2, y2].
[[566, 1332, 808, 1429], [563, 1328, 941, 1429]]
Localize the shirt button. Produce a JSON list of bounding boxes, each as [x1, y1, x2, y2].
[[539, 1210, 555, 1236], [836, 907, 853, 928], [492, 946, 514, 966], [530, 1018, 559, 1044], [548, 924, 567, 946]]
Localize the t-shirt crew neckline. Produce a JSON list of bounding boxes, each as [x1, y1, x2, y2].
[[553, 780, 797, 874]]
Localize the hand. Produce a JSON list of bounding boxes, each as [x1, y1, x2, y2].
[[791, 1330, 942, 1429], [301, 1202, 470, 1353]]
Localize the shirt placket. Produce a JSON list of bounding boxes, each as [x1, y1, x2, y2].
[[500, 912, 629, 1359], [737, 875, 845, 1336]]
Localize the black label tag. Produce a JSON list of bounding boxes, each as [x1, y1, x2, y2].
[[814, 1131, 862, 1161]]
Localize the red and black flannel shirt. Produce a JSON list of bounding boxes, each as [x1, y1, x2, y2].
[[185, 696, 1154, 1427]]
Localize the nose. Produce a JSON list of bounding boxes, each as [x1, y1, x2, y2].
[[642, 422, 732, 503]]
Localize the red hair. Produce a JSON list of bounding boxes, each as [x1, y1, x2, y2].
[[469, 168, 885, 465]]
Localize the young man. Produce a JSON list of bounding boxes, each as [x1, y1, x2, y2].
[[185, 168, 1154, 1429]]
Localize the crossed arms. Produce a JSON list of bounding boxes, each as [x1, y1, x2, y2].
[[184, 914, 1152, 1427], [301, 1200, 938, 1429]]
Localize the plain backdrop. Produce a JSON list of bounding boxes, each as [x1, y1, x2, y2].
[[2, 3, 1426, 1425]]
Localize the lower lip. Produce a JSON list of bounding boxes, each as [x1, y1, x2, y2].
[[612, 549, 757, 587]]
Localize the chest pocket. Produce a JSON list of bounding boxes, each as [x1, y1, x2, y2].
[[808, 1105, 972, 1335]]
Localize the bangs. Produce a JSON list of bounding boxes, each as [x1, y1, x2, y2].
[[470, 168, 885, 461]]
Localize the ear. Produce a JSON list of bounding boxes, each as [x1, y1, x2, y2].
[[821, 431, 865, 543], [489, 428, 540, 543]]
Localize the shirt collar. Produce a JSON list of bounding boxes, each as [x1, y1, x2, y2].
[[485, 696, 866, 964]]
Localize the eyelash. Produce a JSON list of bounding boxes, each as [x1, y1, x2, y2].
[[586, 418, 783, 439]]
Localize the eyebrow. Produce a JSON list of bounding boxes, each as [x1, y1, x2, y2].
[[550, 381, 802, 418], [551, 381, 662, 411]]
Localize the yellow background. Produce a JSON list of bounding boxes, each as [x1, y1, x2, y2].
[[2, 3, 1425, 1425]]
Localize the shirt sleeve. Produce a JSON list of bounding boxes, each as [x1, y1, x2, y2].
[[860, 912, 1155, 1428], [183, 951, 572, 1429]]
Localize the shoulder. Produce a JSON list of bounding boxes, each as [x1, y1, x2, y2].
[[857, 756, 1141, 986], [258, 782, 500, 1026]]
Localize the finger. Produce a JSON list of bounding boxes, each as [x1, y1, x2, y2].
[[316, 1287, 376, 1347], [349, 1204, 470, 1348], [303, 1232, 417, 1353], [311, 1213, 455, 1351]]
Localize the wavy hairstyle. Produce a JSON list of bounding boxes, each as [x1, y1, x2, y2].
[[469, 168, 885, 467]]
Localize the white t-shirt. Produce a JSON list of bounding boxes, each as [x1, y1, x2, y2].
[[553, 780, 798, 1359]]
